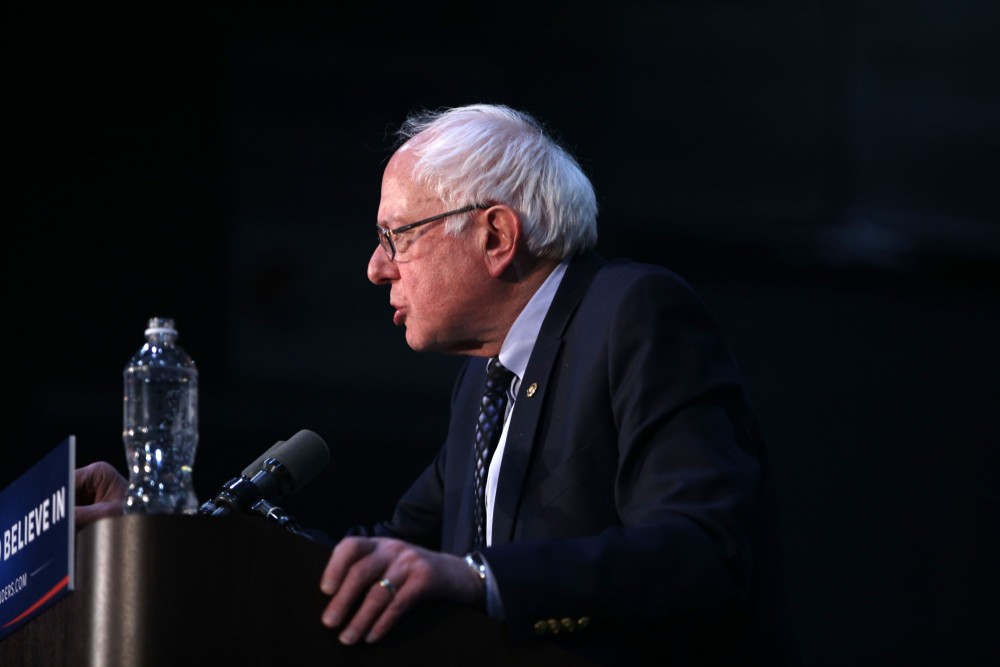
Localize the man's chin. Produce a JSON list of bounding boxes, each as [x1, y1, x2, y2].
[[404, 329, 431, 353], [404, 331, 462, 356]]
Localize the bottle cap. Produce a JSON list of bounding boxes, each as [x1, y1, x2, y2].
[[145, 316, 177, 336]]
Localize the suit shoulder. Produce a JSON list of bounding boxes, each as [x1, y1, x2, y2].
[[590, 258, 703, 302]]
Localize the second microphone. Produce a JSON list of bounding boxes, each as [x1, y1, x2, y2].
[[198, 429, 330, 517]]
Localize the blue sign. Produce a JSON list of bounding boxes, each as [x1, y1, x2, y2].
[[0, 436, 75, 640]]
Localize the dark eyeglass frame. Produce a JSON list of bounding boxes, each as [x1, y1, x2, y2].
[[377, 203, 489, 261]]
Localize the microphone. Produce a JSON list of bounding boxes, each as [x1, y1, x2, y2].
[[198, 429, 330, 533]]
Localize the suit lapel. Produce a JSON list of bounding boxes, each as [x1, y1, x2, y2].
[[490, 252, 604, 544]]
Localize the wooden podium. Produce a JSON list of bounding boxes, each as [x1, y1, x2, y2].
[[1, 514, 594, 666]]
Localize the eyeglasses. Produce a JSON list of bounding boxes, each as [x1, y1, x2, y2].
[[376, 204, 489, 261]]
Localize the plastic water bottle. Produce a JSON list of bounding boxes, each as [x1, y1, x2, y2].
[[122, 316, 200, 514]]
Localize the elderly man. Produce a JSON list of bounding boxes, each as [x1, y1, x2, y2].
[[316, 104, 792, 665]]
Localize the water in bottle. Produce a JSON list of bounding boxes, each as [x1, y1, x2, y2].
[[123, 316, 199, 514]]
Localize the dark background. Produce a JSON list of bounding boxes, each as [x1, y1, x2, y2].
[[4, 3, 999, 665]]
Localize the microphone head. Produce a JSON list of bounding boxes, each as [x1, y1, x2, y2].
[[261, 429, 330, 494]]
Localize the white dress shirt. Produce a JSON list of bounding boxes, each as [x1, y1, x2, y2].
[[486, 258, 569, 545]]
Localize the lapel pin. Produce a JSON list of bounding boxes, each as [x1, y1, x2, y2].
[[526, 382, 538, 397]]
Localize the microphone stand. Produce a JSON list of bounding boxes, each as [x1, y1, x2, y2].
[[248, 497, 315, 541]]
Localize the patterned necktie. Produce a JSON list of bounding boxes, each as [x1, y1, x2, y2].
[[473, 358, 515, 548]]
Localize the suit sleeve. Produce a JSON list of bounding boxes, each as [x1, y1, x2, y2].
[[364, 359, 477, 550]]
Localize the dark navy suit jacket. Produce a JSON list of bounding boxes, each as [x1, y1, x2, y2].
[[373, 252, 796, 666]]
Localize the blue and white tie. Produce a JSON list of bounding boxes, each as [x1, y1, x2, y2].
[[473, 359, 514, 548]]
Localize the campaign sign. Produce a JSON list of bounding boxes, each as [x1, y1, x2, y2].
[[0, 436, 75, 640]]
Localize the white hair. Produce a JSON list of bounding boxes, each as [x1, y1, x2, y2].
[[396, 104, 598, 260]]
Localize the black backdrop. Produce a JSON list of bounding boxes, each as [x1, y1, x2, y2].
[[4, 4, 999, 665]]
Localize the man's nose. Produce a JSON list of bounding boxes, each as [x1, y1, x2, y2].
[[367, 246, 397, 285]]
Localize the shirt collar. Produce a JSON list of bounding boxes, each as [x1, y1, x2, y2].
[[496, 258, 570, 386]]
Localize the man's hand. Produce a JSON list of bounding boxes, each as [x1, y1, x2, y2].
[[319, 536, 484, 645], [74, 461, 128, 528]]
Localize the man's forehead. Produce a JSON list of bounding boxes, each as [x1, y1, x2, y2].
[[378, 156, 439, 221], [381, 148, 416, 188]]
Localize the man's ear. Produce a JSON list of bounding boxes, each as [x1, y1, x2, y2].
[[482, 205, 520, 278]]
